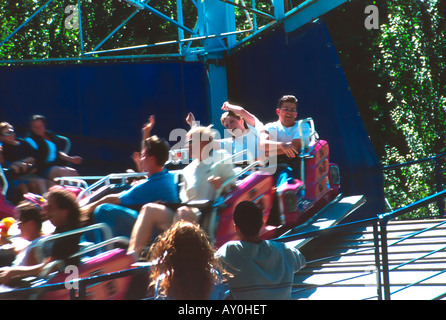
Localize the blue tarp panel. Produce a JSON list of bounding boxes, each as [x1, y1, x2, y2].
[[0, 62, 209, 175], [226, 21, 385, 220], [0, 21, 385, 220]]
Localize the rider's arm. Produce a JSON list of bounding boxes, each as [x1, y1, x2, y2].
[[222, 102, 256, 128], [259, 130, 299, 158]]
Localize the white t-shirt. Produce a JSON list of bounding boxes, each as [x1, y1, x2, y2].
[[12, 237, 42, 266], [180, 150, 235, 202], [219, 116, 266, 163], [264, 120, 312, 148]]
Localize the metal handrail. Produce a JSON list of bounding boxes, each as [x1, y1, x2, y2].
[[34, 223, 114, 262], [72, 172, 149, 200], [3, 163, 446, 300], [2, 189, 446, 300]]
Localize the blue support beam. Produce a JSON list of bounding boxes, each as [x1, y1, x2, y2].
[[139, 2, 197, 35], [0, 0, 55, 48], [282, 0, 349, 34]]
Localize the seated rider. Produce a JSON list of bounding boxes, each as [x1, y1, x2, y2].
[[25, 114, 83, 182], [215, 201, 306, 300], [0, 189, 81, 287], [127, 125, 235, 257], [260, 94, 312, 179], [80, 116, 179, 239], [186, 101, 266, 164]]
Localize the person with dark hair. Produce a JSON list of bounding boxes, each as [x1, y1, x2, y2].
[[80, 116, 179, 239], [260, 95, 312, 160], [215, 200, 306, 300], [12, 201, 44, 267], [25, 114, 82, 181], [0, 122, 47, 198], [0, 188, 81, 286], [0, 201, 43, 267], [150, 221, 227, 300], [186, 101, 266, 163], [127, 125, 235, 257]]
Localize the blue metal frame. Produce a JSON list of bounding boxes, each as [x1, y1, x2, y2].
[[0, 0, 348, 64]]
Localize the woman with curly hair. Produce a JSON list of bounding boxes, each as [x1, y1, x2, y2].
[[149, 221, 227, 300]]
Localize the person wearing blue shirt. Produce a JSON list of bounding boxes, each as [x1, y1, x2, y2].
[[216, 201, 306, 300], [81, 118, 179, 239]]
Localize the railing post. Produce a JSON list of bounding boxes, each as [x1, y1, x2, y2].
[[373, 222, 383, 300], [434, 157, 445, 217], [69, 280, 87, 300], [379, 219, 391, 300]]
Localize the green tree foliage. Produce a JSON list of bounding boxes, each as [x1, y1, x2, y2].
[[0, 0, 82, 60], [0, 0, 199, 60], [325, 0, 446, 216]]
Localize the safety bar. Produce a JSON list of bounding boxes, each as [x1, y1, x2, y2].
[[0, 164, 9, 196], [70, 236, 129, 260], [297, 117, 319, 190], [53, 177, 89, 189], [34, 223, 114, 262], [207, 150, 263, 243], [72, 172, 149, 200]]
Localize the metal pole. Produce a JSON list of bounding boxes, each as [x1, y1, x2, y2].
[[78, 0, 84, 57], [0, 0, 55, 48], [379, 219, 391, 300], [435, 157, 445, 216], [373, 222, 383, 300], [139, 2, 197, 35], [177, 0, 185, 54]]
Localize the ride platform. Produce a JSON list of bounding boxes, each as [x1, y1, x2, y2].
[[293, 218, 446, 300], [277, 194, 366, 249]]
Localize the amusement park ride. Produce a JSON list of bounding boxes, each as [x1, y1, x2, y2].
[[0, 116, 365, 299], [0, 0, 367, 299]]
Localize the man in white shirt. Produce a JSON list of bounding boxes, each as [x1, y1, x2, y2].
[[260, 95, 312, 160], [216, 201, 306, 300]]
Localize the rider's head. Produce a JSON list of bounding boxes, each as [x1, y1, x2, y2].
[[185, 126, 215, 161], [233, 201, 263, 237], [221, 111, 248, 138], [142, 135, 170, 169], [276, 95, 298, 128]]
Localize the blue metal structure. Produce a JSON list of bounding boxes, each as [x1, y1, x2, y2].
[[0, 0, 348, 61]]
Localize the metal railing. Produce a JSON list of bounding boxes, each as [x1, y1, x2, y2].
[[382, 152, 446, 217], [1, 172, 446, 300]]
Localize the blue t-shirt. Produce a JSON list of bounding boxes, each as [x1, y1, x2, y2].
[[119, 168, 179, 206]]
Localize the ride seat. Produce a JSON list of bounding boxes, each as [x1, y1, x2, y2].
[[40, 248, 136, 300], [304, 140, 330, 200]]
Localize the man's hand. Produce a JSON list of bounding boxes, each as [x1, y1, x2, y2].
[[186, 112, 197, 128], [142, 115, 155, 139], [280, 142, 299, 158], [208, 175, 223, 190]]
